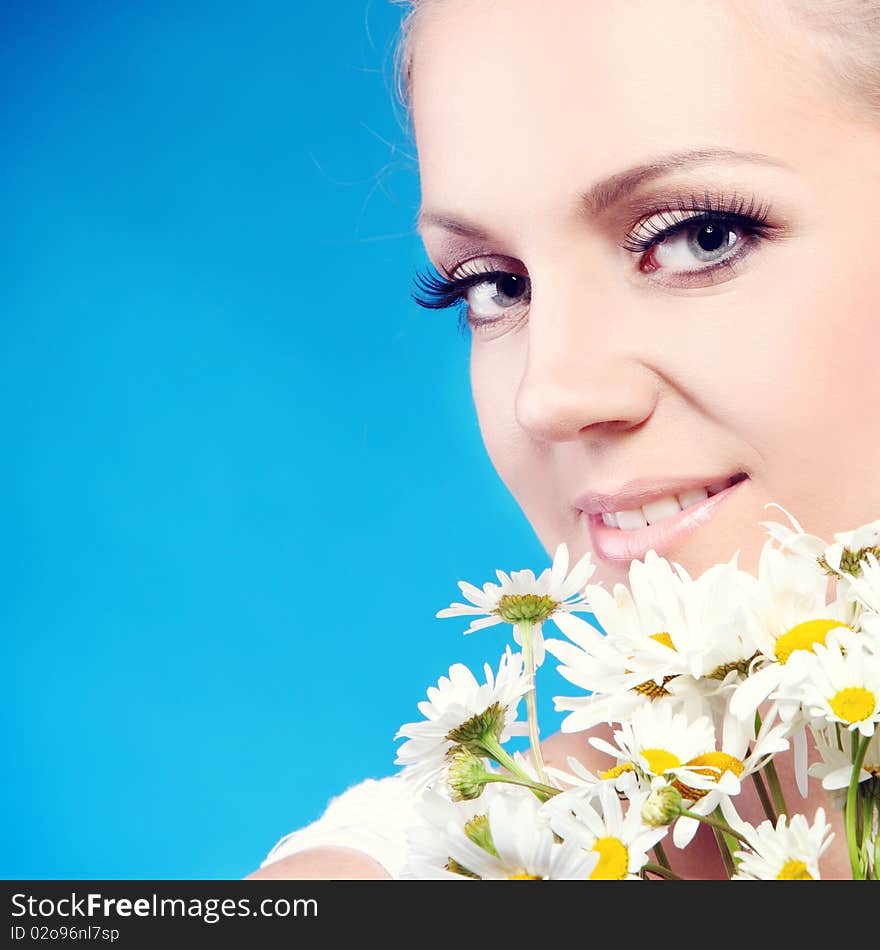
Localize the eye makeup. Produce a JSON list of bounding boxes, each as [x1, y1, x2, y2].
[[411, 187, 784, 333]]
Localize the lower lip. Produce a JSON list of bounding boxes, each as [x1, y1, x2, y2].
[[582, 477, 749, 564]]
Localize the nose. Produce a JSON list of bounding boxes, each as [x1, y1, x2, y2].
[[514, 287, 658, 444]]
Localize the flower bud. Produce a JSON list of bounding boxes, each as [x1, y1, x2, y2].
[[447, 747, 490, 801], [641, 785, 683, 827]]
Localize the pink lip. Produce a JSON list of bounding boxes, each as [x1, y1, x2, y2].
[[574, 472, 747, 515], [583, 476, 749, 564]]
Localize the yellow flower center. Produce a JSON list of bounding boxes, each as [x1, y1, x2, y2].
[[641, 748, 681, 776], [828, 686, 876, 724], [600, 763, 635, 781], [773, 618, 851, 664], [507, 871, 543, 880], [651, 632, 675, 649], [687, 751, 746, 779], [776, 859, 813, 880], [632, 675, 677, 698], [708, 653, 756, 681], [675, 752, 746, 800], [628, 633, 677, 698], [590, 837, 629, 880]]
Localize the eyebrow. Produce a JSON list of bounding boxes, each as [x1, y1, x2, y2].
[[415, 146, 792, 237]]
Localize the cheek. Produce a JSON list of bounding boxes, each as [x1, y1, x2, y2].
[[731, 231, 880, 533], [760, 244, 880, 452], [470, 339, 535, 493]]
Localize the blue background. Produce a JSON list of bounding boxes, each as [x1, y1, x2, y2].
[[2, 0, 568, 878]]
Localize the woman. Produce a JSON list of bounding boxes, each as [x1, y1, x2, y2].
[[248, 0, 880, 879]]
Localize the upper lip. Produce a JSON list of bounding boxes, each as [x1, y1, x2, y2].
[[574, 471, 748, 515]]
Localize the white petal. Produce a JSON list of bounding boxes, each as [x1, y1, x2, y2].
[[458, 580, 492, 605], [729, 664, 782, 719], [437, 604, 491, 618], [464, 616, 503, 634], [551, 543, 570, 590], [673, 815, 699, 849], [550, 611, 605, 651]]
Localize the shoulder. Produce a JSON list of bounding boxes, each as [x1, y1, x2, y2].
[[244, 846, 392, 880], [540, 724, 614, 774]]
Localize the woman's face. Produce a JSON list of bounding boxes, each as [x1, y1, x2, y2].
[[413, 0, 880, 591]]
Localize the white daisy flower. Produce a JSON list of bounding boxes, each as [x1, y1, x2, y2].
[[587, 702, 720, 796], [841, 551, 880, 644], [732, 808, 834, 880], [541, 783, 667, 879], [624, 550, 759, 682], [808, 724, 880, 803], [546, 551, 754, 733], [794, 638, 880, 737], [543, 750, 643, 798], [759, 502, 880, 581], [669, 708, 791, 849], [400, 782, 505, 880], [545, 608, 683, 733], [761, 503, 880, 628], [394, 647, 531, 786], [435, 542, 596, 667], [728, 541, 854, 723], [402, 784, 599, 880]]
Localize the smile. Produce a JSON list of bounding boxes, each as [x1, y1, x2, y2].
[[581, 473, 749, 563]]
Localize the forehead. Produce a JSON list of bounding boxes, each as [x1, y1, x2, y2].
[[411, 0, 830, 229]]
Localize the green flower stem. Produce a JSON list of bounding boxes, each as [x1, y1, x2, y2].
[[711, 824, 736, 879], [713, 805, 742, 876], [679, 808, 751, 846], [478, 731, 554, 801], [860, 794, 873, 876], [652, 840, 671, 871], [763, 759, 788, 816], [481, 773, 560, 801], [751, 769, 776, 822], [846, 734, 870, 880], [857, 782, 868, 843], [517, 620, 549, 785], [754, 711, 787, 816], [642, 862, 683, 881], [871, 834, 880, 881]]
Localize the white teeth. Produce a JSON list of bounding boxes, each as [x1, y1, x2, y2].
[[677, 487, 710, 508], [615, 507, 648, 530], [642, 496, 684, 525], [599, 484, 721, 531], [598, 479, 742, 531]]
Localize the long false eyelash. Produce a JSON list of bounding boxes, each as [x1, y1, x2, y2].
[[619, 190, 773, 253], [410, 262, 510, 336], [411, 261, 503, 309]]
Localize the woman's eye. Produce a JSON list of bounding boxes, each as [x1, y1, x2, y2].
[[621, 197, 774, 283], [642, 219, 745, 272], [465, 272, 530, 323]]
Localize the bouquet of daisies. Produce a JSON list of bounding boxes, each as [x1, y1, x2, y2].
[[393, 504, 880, 880]]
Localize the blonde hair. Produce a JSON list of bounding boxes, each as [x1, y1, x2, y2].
[[388, 0, 880, 126]]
